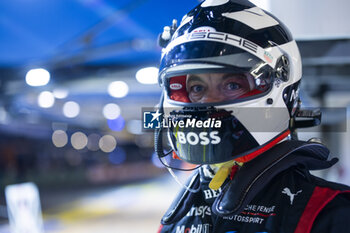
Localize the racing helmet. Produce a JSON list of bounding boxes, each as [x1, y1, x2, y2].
[[156, 0, 302, 165]]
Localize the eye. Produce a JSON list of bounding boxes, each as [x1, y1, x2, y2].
[[226, 82, 241, 91], [190, 85, 204, 93]]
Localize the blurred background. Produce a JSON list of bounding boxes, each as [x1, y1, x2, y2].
[[0, 0, 350, 232]]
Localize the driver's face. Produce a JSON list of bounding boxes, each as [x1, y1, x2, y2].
[[186, 73, 252, 103]]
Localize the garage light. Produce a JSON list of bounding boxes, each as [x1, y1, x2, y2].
[[26, 68, 50, 86], [108, 81, 129, 98], [63, 101, 80, 118], [136, 67, 158, 84], [38, 91, 55, 108]]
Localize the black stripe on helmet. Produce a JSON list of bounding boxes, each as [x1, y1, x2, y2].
[[174, 1, 293, 49]]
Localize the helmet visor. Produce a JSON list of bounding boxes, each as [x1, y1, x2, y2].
[[160, 40, 274, 105], [166, 69, 272, 104]]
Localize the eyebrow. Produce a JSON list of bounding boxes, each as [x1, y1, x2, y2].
[[187, 73, 246, 83], [222, 73, 246, 79], [187, 75, 203, 83]]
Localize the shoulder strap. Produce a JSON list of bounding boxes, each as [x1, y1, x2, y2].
[[295, 187, 350, 233], [212, 140, 338, 217]]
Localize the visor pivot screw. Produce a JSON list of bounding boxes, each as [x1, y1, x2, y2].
[[267, 98, 273, 105], [276, 55, 290, 82]]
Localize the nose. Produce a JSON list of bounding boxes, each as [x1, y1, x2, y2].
[[199, 90, 226, 103]]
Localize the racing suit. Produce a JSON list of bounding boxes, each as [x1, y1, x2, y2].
[[158, 140, 350, 233]]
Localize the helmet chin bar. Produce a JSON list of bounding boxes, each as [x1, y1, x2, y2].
[[154, 127, 202, 171], [154, 93, 203, 172], [154, 121, 201, 193]]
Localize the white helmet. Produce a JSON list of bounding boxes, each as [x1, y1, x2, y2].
[[155, 0, 308, 165]]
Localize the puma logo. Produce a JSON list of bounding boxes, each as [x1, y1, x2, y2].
[[282, 187, 302, 205]]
